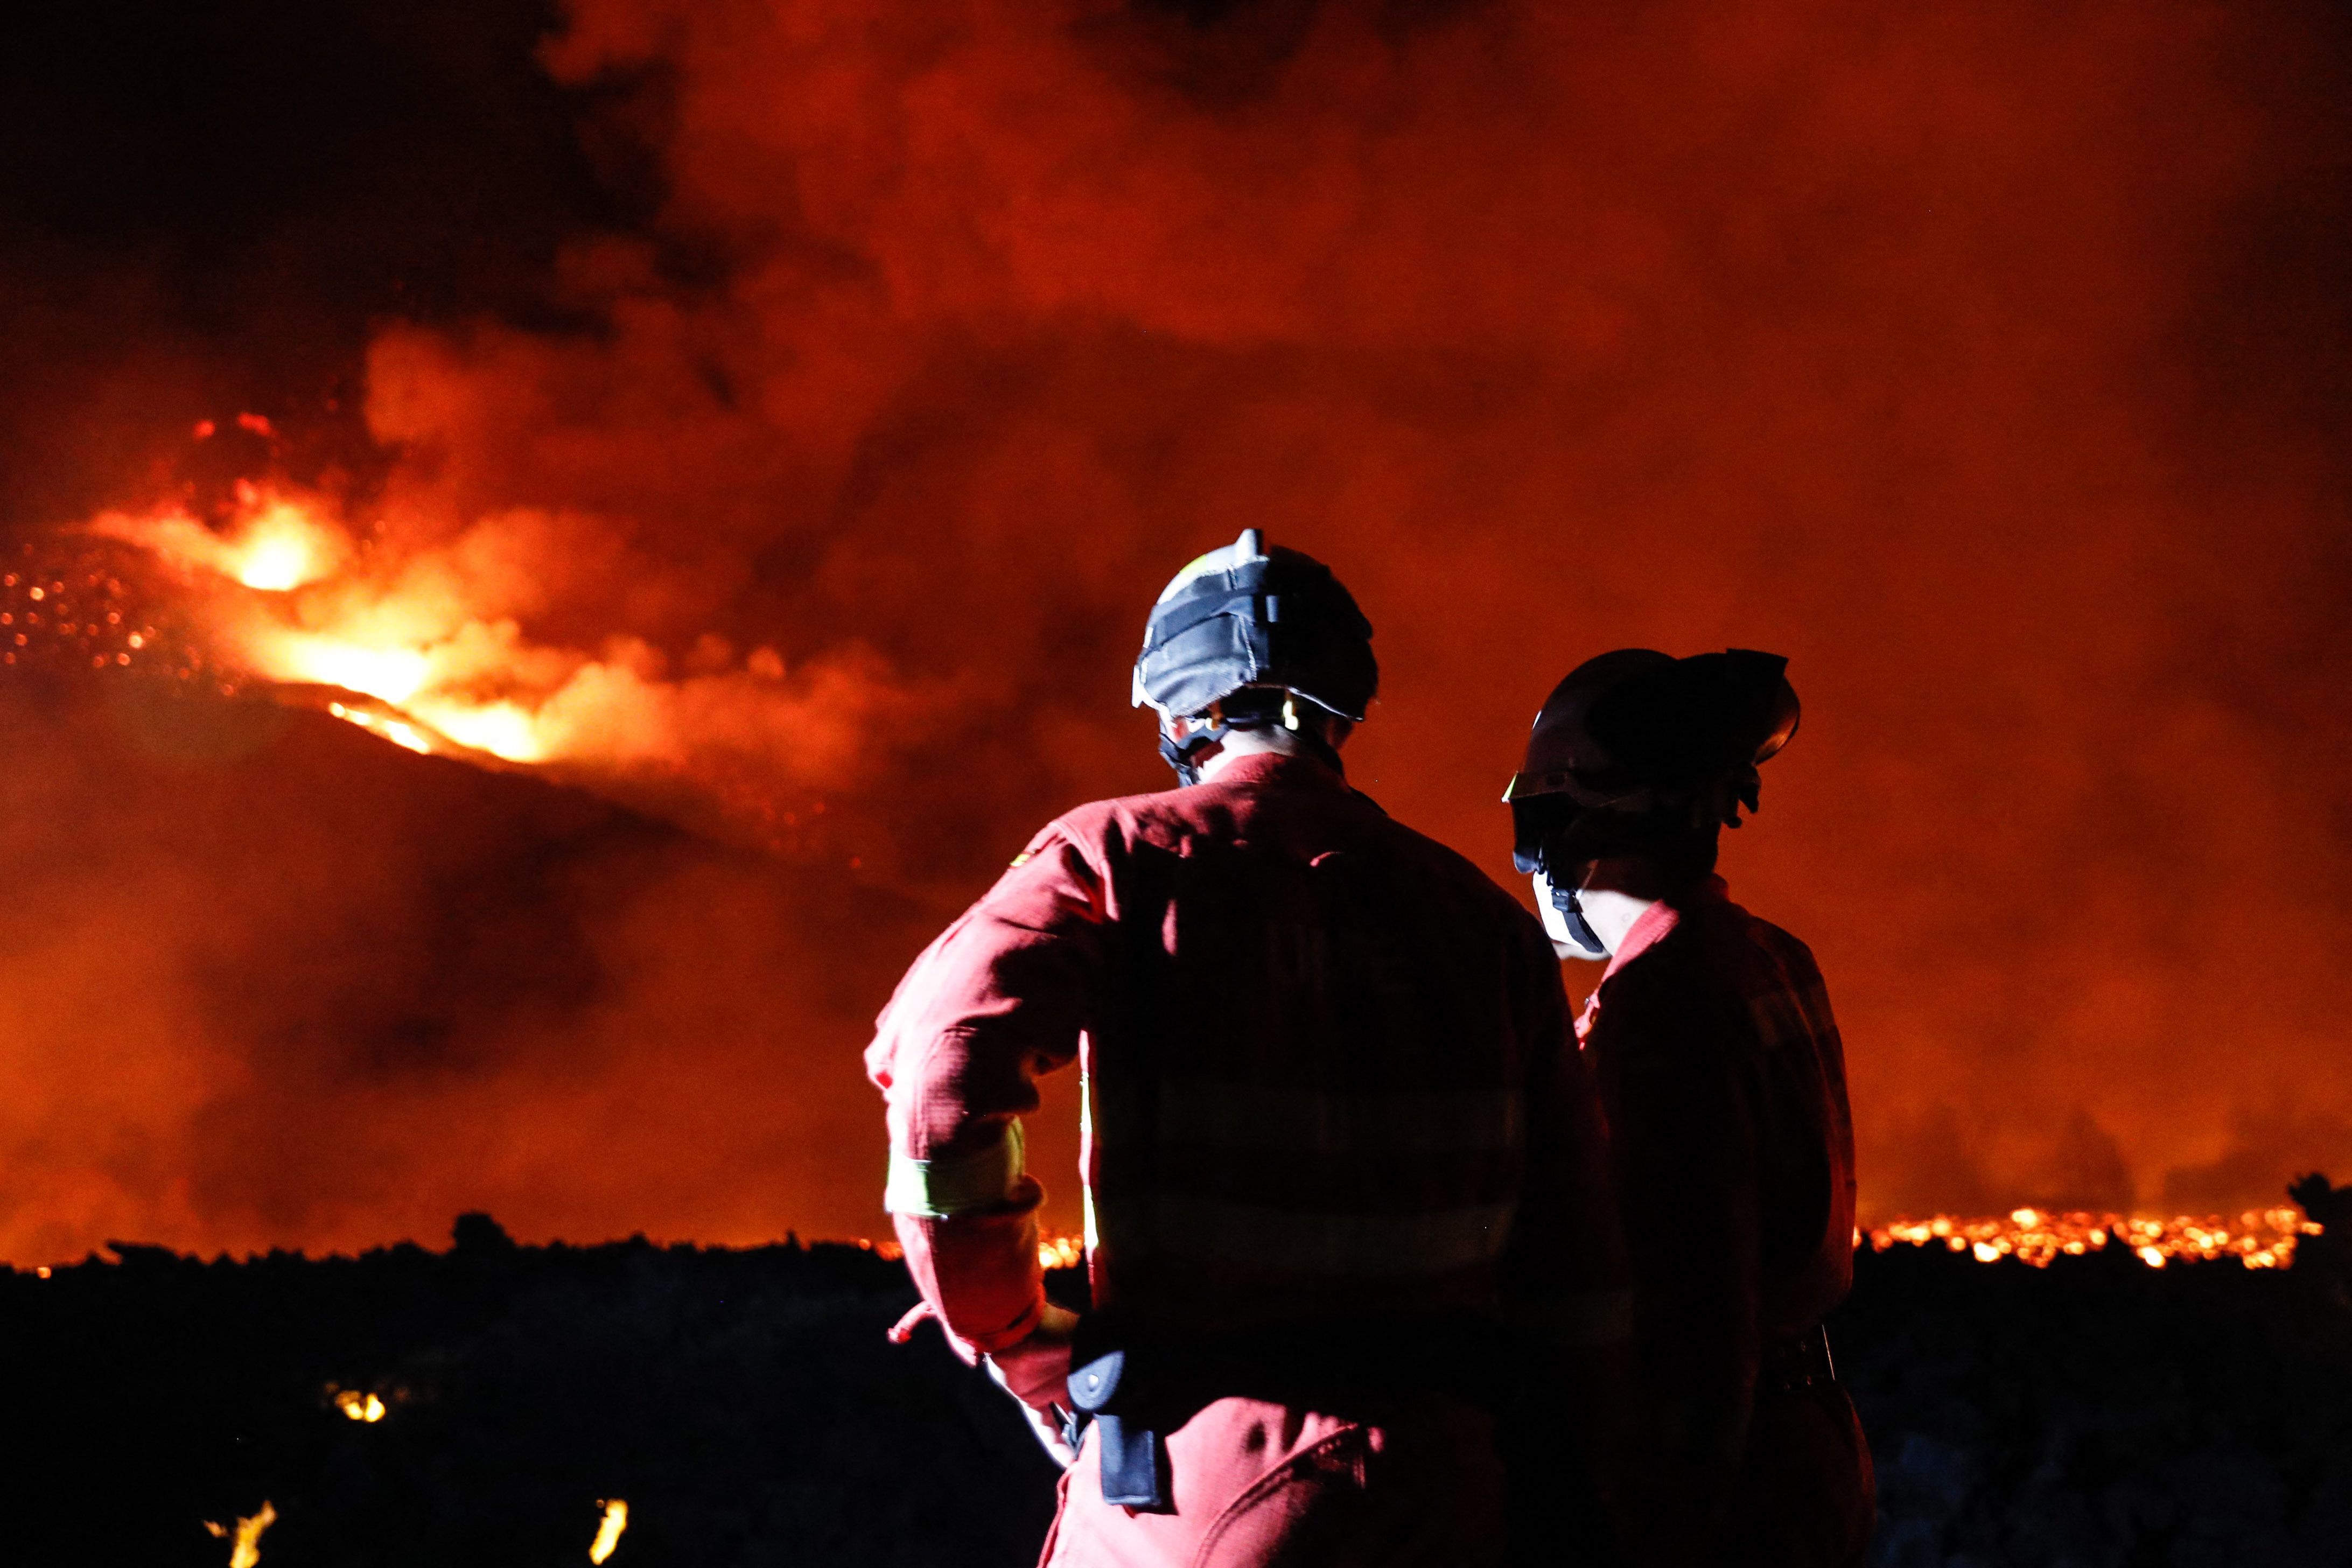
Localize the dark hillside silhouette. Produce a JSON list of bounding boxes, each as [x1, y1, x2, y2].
[[4, 1196, 2348, 1566]]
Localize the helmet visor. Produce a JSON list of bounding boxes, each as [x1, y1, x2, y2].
[[1509, 793, 1581, 877]]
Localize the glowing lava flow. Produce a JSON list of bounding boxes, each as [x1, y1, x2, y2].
[[1870, 1208, 2319, 1269], [857, 1235, 1082, 1270], [332, 1388, 388, 1423], [590, 1499, 629, 1564], [64, 440, 885, 846], [84, 480, 563, 766], [888, 1222, 2322, 1277], [203, 1501, 277, 1568]]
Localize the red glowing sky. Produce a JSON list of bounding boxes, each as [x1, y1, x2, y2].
[[1, 0, 2348, 1262]]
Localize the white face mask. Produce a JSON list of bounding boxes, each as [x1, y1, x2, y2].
[[1531, 870, 1609, 960]]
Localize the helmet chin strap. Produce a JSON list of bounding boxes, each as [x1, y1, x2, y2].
[[1158, 693, 1343, 787], [1157, 705, 1235, 786], [1546, 874, 1610, 956]]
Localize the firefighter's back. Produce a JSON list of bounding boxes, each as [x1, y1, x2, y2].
[[870, 534, 1609, 1568], [1042, 752, 1562, 1568], [1068, 752, 1557, 1333], [1581, 891, 1870, 1568]]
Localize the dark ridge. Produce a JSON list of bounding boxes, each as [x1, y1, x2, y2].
[[4, 1208, 2350, 1564], [0, 1224, 1062, 1566]]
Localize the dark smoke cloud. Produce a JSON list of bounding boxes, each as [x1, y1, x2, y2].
[[3, 0, 2350, 1259]]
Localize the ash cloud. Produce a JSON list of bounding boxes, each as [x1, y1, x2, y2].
[[4, 0, 2351, 1258]]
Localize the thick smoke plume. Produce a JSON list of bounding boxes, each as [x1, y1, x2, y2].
[[2, 0, 2349, 1260]]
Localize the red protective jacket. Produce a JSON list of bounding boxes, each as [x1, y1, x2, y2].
[[865, 752, 1626, 1363], [1575, 876, 1867, 1563]]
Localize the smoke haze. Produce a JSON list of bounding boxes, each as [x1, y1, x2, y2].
[[3, 0, 2349, 1259]]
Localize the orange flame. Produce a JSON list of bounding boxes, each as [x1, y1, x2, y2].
[[202, 1501, 277, 1568], [331, 1387, 387, 1423], [90, 483, 346, 594], [75, 467, 899, 820], [82, 488, 605, 767], [589, 1499, 629, 1564]]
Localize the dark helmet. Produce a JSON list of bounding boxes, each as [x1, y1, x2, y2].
[[1506, 647, 1800, 880], [1132, 528, 1377, 782]]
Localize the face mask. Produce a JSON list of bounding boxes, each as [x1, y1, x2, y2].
[[1532, 870, 1608, 958]]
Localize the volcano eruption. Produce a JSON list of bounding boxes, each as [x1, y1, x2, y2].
[[2, 0, 2349, 1286]]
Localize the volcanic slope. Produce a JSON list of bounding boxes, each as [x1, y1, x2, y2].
[[0, 675, 944, 1265]]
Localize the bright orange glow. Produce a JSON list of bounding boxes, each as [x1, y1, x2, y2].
[[272, 638, 431, 704], [78, 459, 864, 787], [230, 502, 335, 591], [10, 1, 2352, 1272], [1871, 1209, 2319, 1271], [202, 1501, 277, 1568], [857, 1233, 1082, 1269], [325, 704, 435, 756], [331, 1388, 387, 1423], [84, 486, 550, 763], [90, 486, 346, 593], [411, 699, 545, 764], [589, 1499, 629, 1564]]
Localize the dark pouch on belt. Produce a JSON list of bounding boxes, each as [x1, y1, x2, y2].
[[1067, 1348, 1172, 1511]]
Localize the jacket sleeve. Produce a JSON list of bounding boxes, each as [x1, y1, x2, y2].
[[1595, 965, 1761, 1559], [864, 822, 1110, 1361]]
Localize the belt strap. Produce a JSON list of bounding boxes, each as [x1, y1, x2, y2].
[[1760, 1324, 1838, 1392], [1090, 1414, 1171, 1510]]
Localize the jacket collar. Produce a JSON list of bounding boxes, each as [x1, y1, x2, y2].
[[1599, 874, 1730, 981], [1199, 750, 1350, 792]]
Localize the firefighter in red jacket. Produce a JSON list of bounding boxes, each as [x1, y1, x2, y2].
[[1503, 649, 1873, 1567], [868, 530, 1626, 1567]]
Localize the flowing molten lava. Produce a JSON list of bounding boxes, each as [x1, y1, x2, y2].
[[866, 1234, 1093, 1272], [1871, 1208, 2320, 1270], [89, 477, 555, 765], [1021, 1221, 2321, 1278], [64, 442, 909, 838]]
